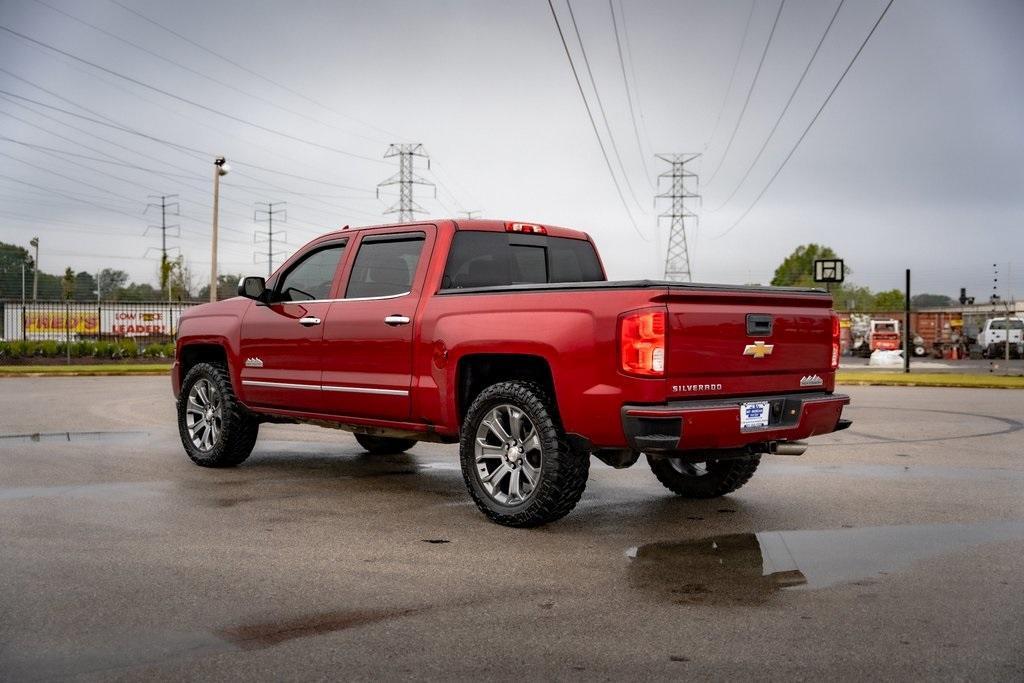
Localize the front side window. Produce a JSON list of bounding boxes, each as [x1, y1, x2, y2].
[[276, 243, 346, 302], [345, 234, 426, 298]]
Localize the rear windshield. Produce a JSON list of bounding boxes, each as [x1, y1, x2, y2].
[[441, 231, 604, 289]]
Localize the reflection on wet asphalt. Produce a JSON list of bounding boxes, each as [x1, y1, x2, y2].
[[0, 430, 149, 444], [221, 608, 428, 651], [2, 380, 1023, 678], [629, 519, 1024, 604]]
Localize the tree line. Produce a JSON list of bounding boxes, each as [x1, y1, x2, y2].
[[0, 241, 240, 301], [770, 244, 954, 311]]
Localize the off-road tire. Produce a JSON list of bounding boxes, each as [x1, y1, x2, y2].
[[354, 433, 417, 455], [460, 381, 589, 527], [177, 362, 259, 468], [647, 453, 760, 498]]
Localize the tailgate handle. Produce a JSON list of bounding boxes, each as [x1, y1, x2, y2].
[[746, 314, 773, 336]]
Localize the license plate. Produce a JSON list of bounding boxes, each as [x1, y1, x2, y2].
[[740, 401, 771, 429]]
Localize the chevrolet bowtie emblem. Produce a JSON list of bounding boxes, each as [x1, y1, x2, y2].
[[743, 341, 774, 359]]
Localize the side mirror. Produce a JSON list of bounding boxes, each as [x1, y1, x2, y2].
[[238, 276, 267, 301]]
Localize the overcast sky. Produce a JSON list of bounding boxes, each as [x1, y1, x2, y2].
[[0, 0, 1021, 299]]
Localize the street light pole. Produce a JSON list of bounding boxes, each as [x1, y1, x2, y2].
[[210, 157, 229, 303], [30, 236, 39, 301]]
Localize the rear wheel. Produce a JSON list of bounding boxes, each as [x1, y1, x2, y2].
[[647, 453, 760, 498], [354, 433, 416, 455], [177, 362, 259, 468], [460, 381, 589, 527]]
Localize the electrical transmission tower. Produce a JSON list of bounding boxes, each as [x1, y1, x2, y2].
[[377, 144, 435, 222], [254, 202, 288, 277], [144, 194, 180, 300], [656, 153, 701, 282]]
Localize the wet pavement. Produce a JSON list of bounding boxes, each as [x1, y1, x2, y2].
[[1, 377, 1022, 679]]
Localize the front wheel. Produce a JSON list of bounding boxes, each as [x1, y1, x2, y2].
[[177, 362, 259, 468], [647, 453, 760, 498], [460, 381, 589, 527]]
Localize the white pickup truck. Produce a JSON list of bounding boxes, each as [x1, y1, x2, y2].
[[979, 317, 1024, 359]]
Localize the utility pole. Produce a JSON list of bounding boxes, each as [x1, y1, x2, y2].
[[254, 202, 288, 277], [377, 144, 435, 222], [145, 194, 180, 302], [656, 153, 701, 282], [210, 157, 230, 303], [903, 269, 911, 374], [30, 236, 38, 300]]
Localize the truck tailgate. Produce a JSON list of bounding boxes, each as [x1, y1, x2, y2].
[[660, 289, 835, 398]]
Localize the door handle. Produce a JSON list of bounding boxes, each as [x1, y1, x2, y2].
[[299, 316, 322, 326], [384, 315, 411, 326]]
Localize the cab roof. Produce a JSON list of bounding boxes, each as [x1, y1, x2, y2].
[[319, 218, 591, 242]]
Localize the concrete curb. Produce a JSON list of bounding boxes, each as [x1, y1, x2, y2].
[[837, 374, 1024, 390]]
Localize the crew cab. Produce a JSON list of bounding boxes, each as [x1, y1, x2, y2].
[[979, 317, 1024, 359], [172, 219, 850, 527]]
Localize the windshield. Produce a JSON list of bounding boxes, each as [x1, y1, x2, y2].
[[990, 319, 1024, 330]]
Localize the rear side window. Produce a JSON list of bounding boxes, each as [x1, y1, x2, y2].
[[345, 234, 425, 298], [441, 232, 604, 289]]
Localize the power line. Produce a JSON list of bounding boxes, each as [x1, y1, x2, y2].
[[0, 24, 388, 164], [713, 0, 896, 239], [29, 0, 384, 146], [608, 0, 654, 190], [709, 0, 846, 212], [0, 90, 379, 221], [704, 0, 786, 185], [702, 0, 757, 157], [3, 59, 381, 203], [105, 0, 402, 144], [546, 0, 647, 241], [565, 0, 645, 212]]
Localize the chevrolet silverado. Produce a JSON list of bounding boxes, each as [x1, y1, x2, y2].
[[172, 219, 850, 526]]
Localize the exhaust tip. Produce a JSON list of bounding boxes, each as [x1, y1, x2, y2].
[[770, 441, 808, 456]]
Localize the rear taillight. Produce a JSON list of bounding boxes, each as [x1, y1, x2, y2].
[[619, 308, 666, 377], [831, 313, 840, 370]]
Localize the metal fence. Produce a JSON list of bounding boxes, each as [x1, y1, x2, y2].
[[0, 300, 202, 365]]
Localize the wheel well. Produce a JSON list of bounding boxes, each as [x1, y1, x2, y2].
[[456, 354, 556, 422], [179, 343, 228, 382]]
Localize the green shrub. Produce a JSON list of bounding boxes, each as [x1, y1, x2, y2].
[[37, 340, 59, 357], [71, 340, 93, 358], [10, 340, 31, 358], [92, 340, 116, 358], [113, 339, 138, 359]]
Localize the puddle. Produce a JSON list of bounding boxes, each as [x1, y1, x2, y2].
[[419, 461, 461, 472], [763, 461, 1024, 482], [627, 520, 1024, 605], [220, 607, 426, 650], [0, 430, 149, 445]]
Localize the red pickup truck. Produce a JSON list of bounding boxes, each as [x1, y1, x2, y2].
[[173, 219, 849, 526]]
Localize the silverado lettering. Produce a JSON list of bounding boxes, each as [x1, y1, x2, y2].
[[673, 384, 724, 392], [172, 219, 850, 527]]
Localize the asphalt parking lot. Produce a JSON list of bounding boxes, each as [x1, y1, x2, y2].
[[1, 377, 1022, 680]]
